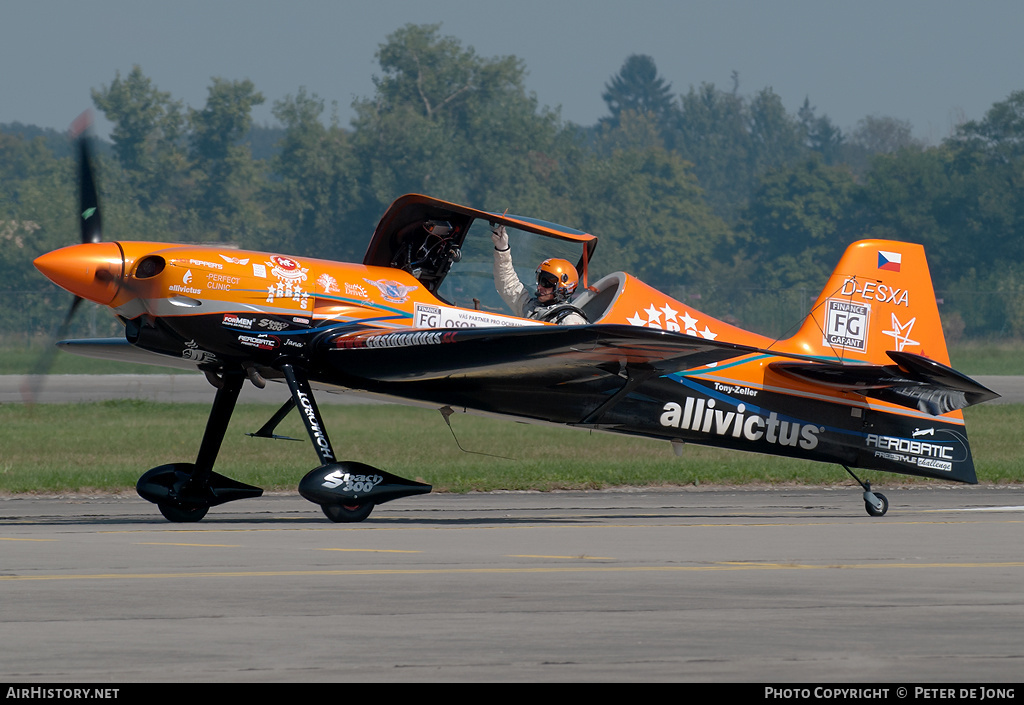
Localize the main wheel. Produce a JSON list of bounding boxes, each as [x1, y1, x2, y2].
[[158, 503, 209, 523], [322, 502, 374, 523], [865, 492, 889, 517]]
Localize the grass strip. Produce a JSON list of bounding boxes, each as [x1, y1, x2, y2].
[[1, 402, 1020, 494]]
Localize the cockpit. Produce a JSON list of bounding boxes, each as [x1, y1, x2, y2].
[[363, 194, 599, 318]]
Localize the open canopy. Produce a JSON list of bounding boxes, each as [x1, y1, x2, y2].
[[363, 194, 598, 310]]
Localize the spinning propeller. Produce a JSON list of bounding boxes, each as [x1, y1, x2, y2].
[[22, 112, 111, 401]]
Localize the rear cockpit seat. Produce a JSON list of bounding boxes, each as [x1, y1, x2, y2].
[[574, 272, 628, 323]]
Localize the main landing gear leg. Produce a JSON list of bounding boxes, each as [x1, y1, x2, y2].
[[279, 363, 431, 523], [843, 465, 889, 517], [136, 369, 263, 521]]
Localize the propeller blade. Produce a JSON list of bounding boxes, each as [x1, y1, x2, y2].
[[78, 133, 102, 244], [23, 111, 104, 402], [21, 296, 84, 403], [70, 111, 102, 244]]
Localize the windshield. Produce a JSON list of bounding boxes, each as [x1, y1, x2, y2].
[[434, 220, 585, 315]]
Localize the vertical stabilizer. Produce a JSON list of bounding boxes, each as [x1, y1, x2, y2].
[[780, 240, 949, 365]]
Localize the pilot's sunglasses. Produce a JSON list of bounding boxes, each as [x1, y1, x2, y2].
[[537, 273, 559, 289]]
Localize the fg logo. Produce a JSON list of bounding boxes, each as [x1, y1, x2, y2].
[[415, 304, 441, 328], [824, 299, 869, 352]]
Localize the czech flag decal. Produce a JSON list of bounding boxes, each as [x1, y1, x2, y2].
[[877, 250, 902, 272]]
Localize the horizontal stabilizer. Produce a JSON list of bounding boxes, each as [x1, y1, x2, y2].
[[57, 338, 210, 371], [770, 351, 1000, 416]]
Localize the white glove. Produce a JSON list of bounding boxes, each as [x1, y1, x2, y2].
[[491, 224, 509, 251]]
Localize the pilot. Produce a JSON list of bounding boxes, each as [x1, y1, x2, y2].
[[491, 224, 588, 325]]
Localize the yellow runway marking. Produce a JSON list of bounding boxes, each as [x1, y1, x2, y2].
[[318, 548, 422, 553], [718, 561, 1024, 570], [0, 537, 56, 542], [507, 554, 615, 560], [3, 561, 1023, 582], [135, 542, 241, 548]]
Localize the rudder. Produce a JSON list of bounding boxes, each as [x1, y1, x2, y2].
[[781, 240, 949, 366]]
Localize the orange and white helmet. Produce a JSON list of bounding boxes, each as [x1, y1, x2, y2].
[[536, 258, 579, 303]]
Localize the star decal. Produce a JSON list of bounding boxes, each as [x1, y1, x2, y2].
[[627, 311, 647, 327], [882, 314, 918, 351], [625, 301, 716, 340], [644, 304, 662, 327]]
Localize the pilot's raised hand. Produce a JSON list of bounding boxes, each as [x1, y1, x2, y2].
[[491, 224, 509, 252]]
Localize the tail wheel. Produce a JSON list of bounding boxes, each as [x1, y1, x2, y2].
[[865, 493, 889, 517], [158, 503, 210, 523], [322, 503, 374, 523]]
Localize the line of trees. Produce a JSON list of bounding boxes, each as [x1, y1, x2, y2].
[[3, 23, 1024, 341]]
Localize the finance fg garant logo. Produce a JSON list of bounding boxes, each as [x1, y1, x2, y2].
[[659, 397, 821, 450], [823, 299, 869, 353]]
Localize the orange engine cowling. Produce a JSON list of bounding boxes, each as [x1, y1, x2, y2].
[[34, 242, 125, 305]]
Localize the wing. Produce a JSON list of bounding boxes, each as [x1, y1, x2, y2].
[[320, 324, 761, 382], [317, 325, 998, 423], [314, 324, 764, 423]]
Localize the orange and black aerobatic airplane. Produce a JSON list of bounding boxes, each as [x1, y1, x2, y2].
[[31, 121, 999, 522]]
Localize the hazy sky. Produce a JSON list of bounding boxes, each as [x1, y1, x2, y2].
[[4, 0, 1023, 142]]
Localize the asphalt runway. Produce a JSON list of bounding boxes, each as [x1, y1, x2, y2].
[[2, 488, 1023, 682], [1, 374, 368, 404], [2, 373, 1023, 404]]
